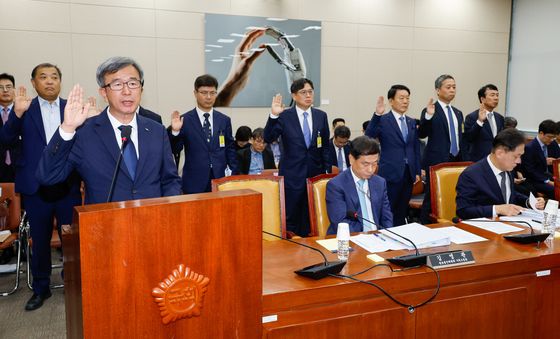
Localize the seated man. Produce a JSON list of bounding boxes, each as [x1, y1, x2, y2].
[[326, 136, 393, 234], [237, 128, 276, 174], [456, 129, 545, 220], [520, 119, 558, 199], [328, 125, 351, 171]]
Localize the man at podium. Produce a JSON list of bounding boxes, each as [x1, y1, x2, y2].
[[36, 56, 181, 204]]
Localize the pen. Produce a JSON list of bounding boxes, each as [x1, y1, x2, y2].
[[531, 219, 542, 224], [374, 233, 386, 241]]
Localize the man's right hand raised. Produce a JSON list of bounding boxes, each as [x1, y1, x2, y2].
[[425, 98, 435, 116], [171, 110, 183, 133], [13, 86, 32, 118], [271, 94, 284, 116], [375, 96, 385, 115], [60, 84, 90, 134]]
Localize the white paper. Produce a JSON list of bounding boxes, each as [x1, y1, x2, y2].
[[462, 218, 523, 234], [379, 223, 451, 249], [436, 226, 488, 244], [499, 216, 543, 232], [0, 264, 17, 274], [529, 192, 538, 210], [349, 233, 408, 253]]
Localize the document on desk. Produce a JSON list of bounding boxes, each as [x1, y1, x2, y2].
[[379, 223, 451, 249], [349, 233, 408, 253], [462, 218, 523, 234], [500, 216, 543, 231], [436, 226, 488, 244]]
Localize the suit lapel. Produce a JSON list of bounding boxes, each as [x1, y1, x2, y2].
[[481, 160, 506, 203], [435, 102, 451, 138], [311, 108, 321, 144], [367, 178, 379, 225], [135, 116, 150, 180], [29, 99, 47, 145], [388, 112, 405, 144], [344, 169, 360, 212], [289, 108, 307, 146], [533, 139, 546, 164], [188, 110, 209, 149], [94, 110, 133, 180]]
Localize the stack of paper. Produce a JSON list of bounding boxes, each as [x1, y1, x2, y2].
[[462, 218, 523, 234], [379, 223, 451, 249]]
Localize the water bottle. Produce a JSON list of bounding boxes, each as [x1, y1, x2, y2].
[[542, 200, 558, 241], [337, 222, 350, 261]]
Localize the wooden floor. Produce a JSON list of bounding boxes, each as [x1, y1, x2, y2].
[[0, 249, 66, 339]]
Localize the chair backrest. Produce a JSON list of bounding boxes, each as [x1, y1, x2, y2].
[[212, 175, 286, 240], [430, 162, 472, 223], [553, 159, 560, 200], [307, 173, 337, 237], [0, 182, 21, 232]]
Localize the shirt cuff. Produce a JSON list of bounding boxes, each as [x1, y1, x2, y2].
[[58, 126, 75, 141], [545, 179, 550, 184], [476, 120, 484, 127], [424, 113, 433, 120], [492, 205, 497, 218], [171, 130, 180, 136], [269, 113, 279, 119]]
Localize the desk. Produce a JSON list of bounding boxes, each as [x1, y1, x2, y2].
[[262, 222, 560, 338]]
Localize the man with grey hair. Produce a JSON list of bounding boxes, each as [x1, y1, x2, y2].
[[37, 56, 181, 204], [418, 74, 465, 224]]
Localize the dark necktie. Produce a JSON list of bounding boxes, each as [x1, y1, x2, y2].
[[447, 105, 459, 156], [118, 125, 138, 180], [499, 172, 507, 203], [203, 112, 211, 143], [1, 107, 10, 165], [337, 147, 344, 169], [542, 145, 548, 159]]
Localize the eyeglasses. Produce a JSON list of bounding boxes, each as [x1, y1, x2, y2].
[[197, 91, 218, 97], [0, 85, 14, 91], [103, 79, 143, 91], [297, 89, 314, 96]]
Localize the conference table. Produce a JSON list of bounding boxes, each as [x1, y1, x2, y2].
[[262, 221, 560, 338]]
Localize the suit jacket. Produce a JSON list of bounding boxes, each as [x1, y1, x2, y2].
[[326, 168, 393, 234], [264, 107, 330, 190], [138, 106, 162, 124], [548, 140, 560, 159], [0, 106, 20, 168], [237, 146, 276, 174], [328, 138, 350, 170], [520, 138, 552, 184], [0, 97, 80, 198], [365, 112, 421, 183], [36, 110, 181, 204], [418, 102, 464, 169], [170, 108, 238, 194], [463, 110, 504, 161], [456, 158, 528, 219]]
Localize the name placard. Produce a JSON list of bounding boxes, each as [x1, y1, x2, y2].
[[426, 250, 475, 269]]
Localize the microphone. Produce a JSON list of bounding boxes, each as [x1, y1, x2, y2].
[[452, 216, 550, 244], [106, 126, 132, 203], [262, 231, 346, 280], [346, 211, 427, 267]]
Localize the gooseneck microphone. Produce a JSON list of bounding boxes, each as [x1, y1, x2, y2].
[[107, 126, 132, 203], [262, 231, 346, 280], [452, 217, 550, 244], [346, 211, 427, 267]]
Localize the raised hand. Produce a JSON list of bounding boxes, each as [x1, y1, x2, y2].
[[477, 103, 487, 122], [375, 96, 385, 115], [87, 96, 101, 118], [426, 98, 435, 116], [271, 94, 285, 116], [13, 86, 32, 118], [170, 110, 183, 132], [215, 28, 266, 107], [61, 84, 90, 133]]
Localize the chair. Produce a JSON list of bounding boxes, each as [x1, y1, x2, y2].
[[553, 159, 560, 200], [212, 175, 286, 240], [429, 162, 473, 223], [306, 173, 337, 237], [0, 182, 25, 296]]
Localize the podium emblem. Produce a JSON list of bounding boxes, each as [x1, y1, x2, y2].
[[152, 264, 210, 325]]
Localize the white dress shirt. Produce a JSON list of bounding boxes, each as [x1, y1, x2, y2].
[[196, 106, 214, 135], [350, 167, 376, 231], [486, 155, 510, 217], [38, 96, 61, 143], [425, 100, 460, 152]]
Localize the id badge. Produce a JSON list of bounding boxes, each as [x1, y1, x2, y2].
[[219, 134, 225, 148], [317, 131, 322, 148]]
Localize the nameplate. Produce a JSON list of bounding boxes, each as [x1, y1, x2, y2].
[[426, 250, 475, 269]]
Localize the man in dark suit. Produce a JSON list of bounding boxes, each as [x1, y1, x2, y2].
[[463, 84, 505, 162], [237, 127, 276, 174], [520, 119, 558, 199], [365, 84, 421, 226], [1, 63, 82, 311], [170, 74, 238, 194], [264, 78, 330, 237], [456, 129, 545, 219], [418, 74, 464, 223], [326, 136, 393, 234], [328, 125, 351, 172], [138, 106, 162, 124], [547, 121, 560, 161], [0, 73, 19, 182], [37, 57, 181, 205]]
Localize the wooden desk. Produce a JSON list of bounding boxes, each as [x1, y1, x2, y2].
[[262, 222, 560, 338]]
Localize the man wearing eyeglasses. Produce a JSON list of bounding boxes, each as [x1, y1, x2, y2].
[[36, 56, 181, 205], [325, 136, 393, 234], [0, 73, 19, 182], [264, 78, 331, 237], [170, 74, 238, 194], [1, 63, 82, 311]]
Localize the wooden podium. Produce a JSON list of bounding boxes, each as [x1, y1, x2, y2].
[[63, 190, 262, 338]]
